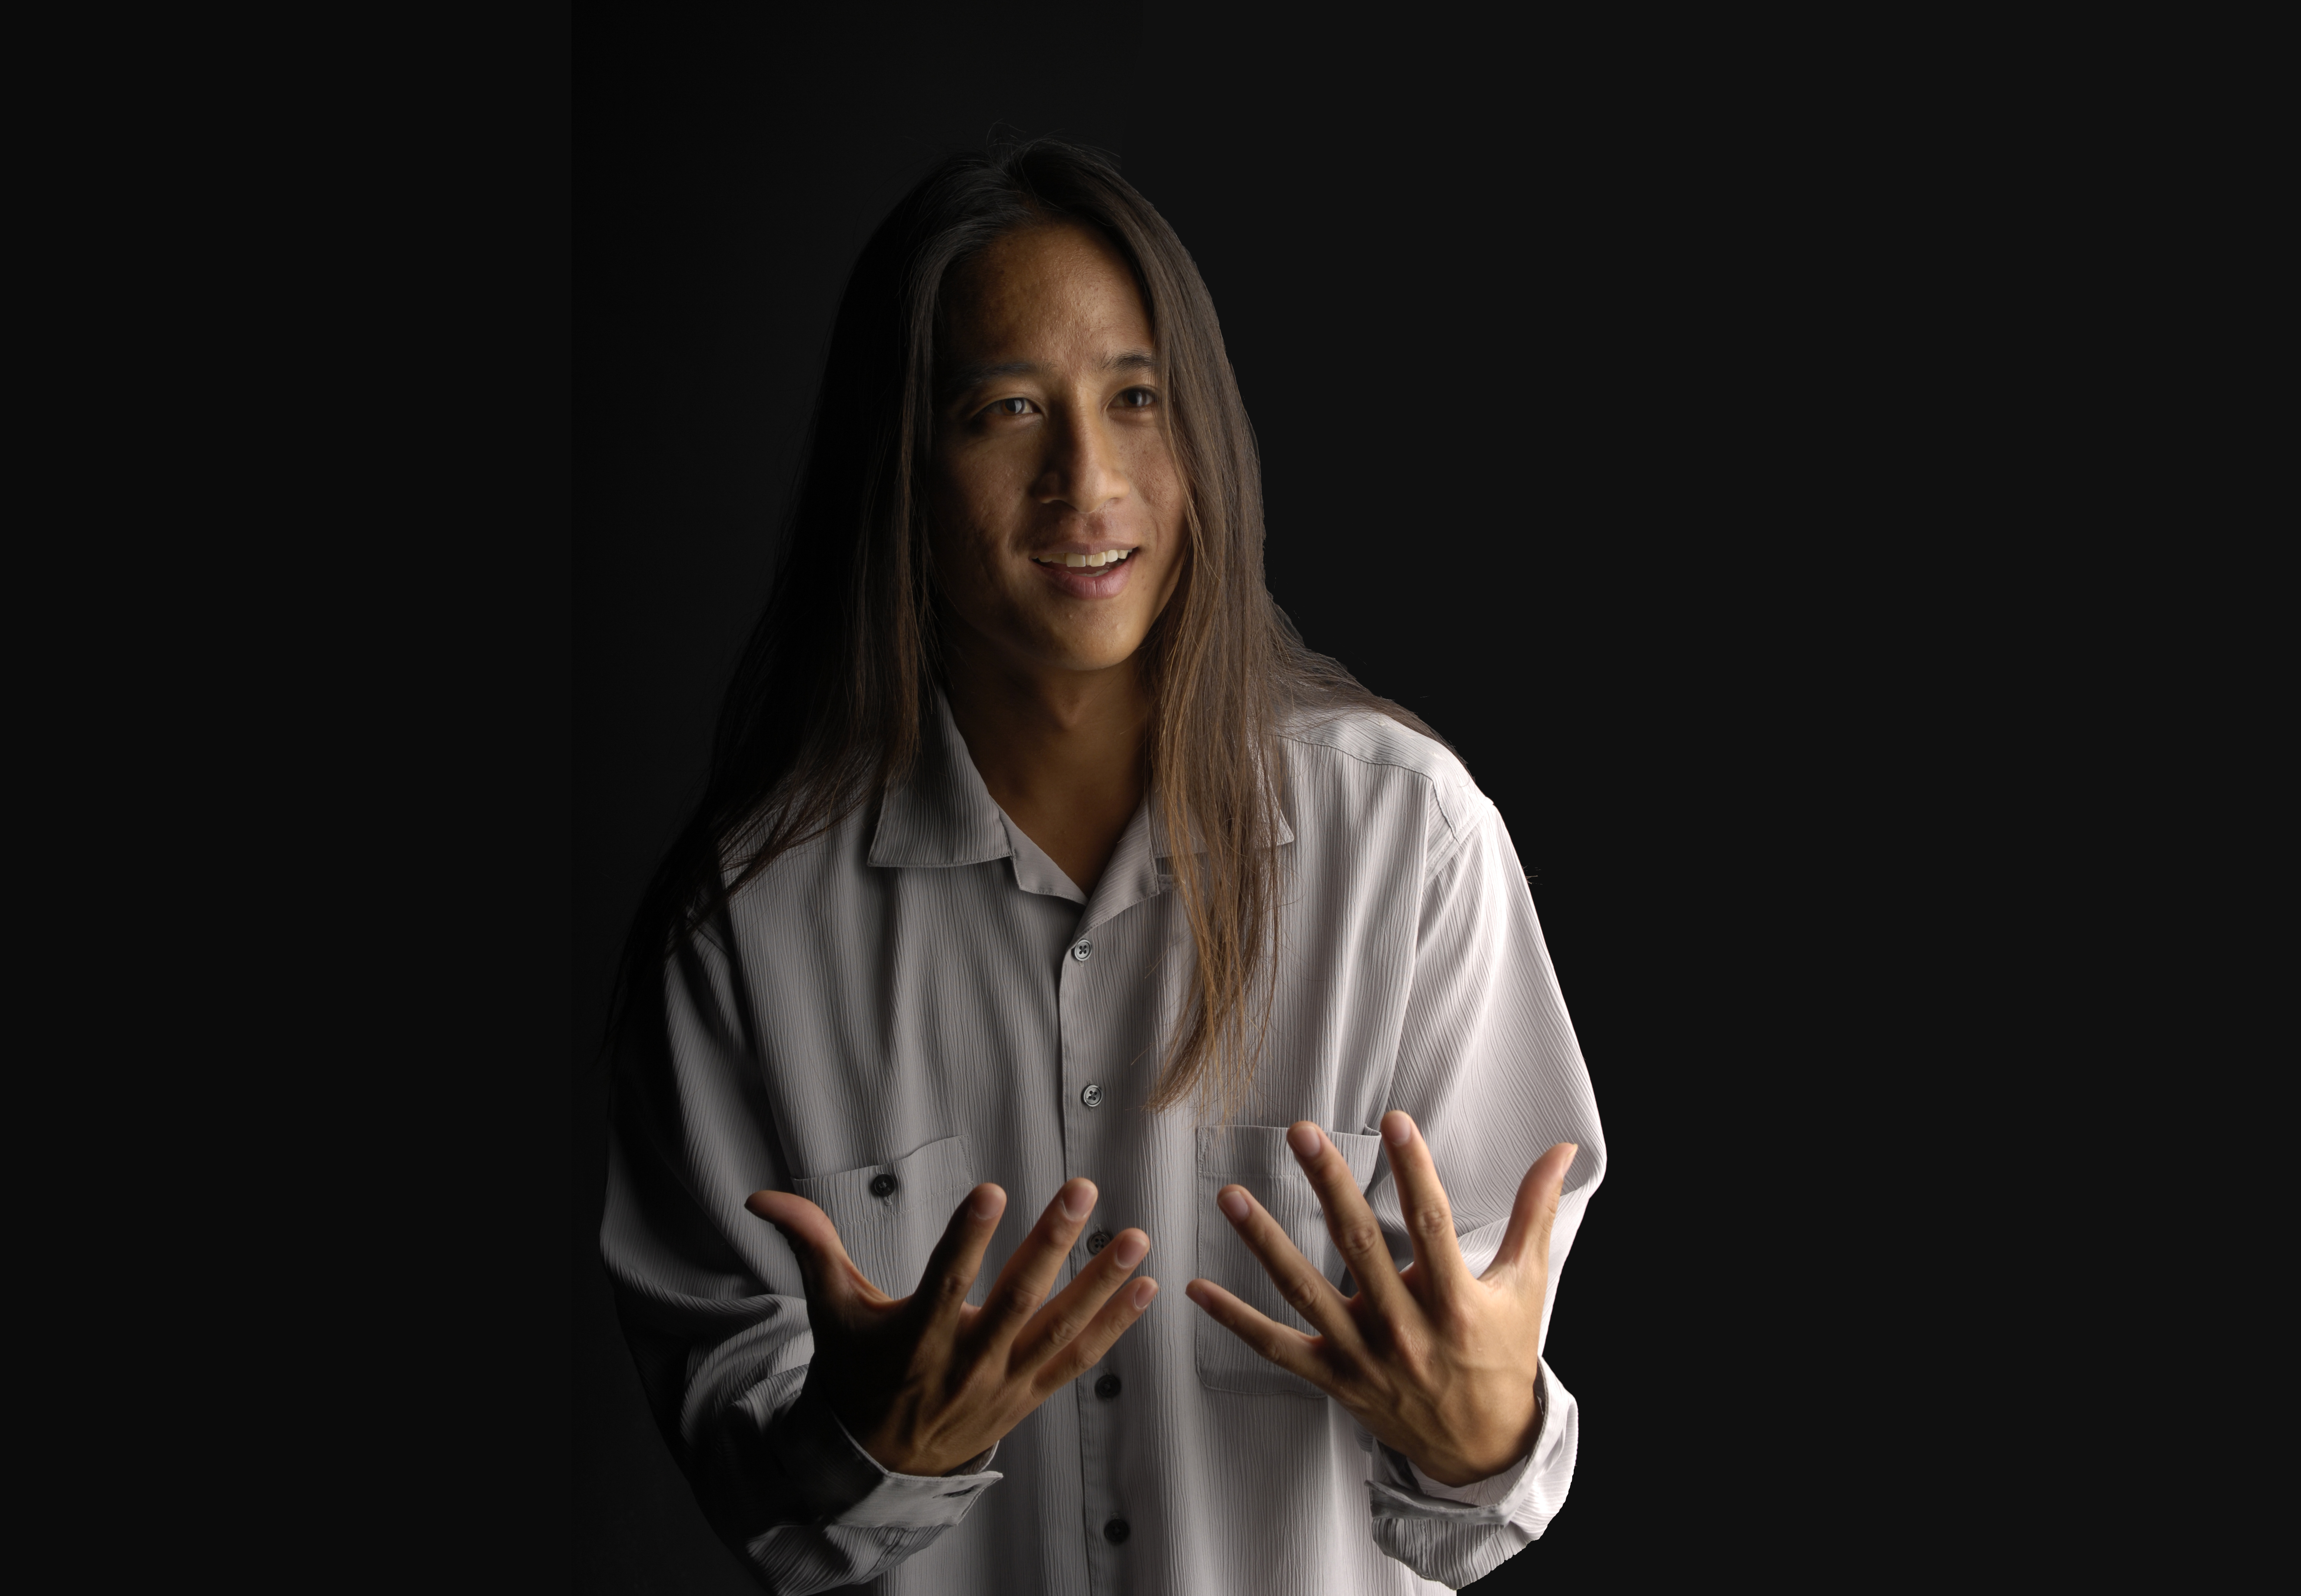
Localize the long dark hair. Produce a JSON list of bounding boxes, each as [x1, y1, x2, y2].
[[611, 138, 1444, 1114]]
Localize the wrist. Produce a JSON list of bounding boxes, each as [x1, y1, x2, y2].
[[1411, 1380, 1542, 1487], [832, 1402, 972, 1478]]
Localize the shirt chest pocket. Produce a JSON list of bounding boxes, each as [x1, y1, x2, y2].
[[1194, 1125, 1384, 1399], [791, 1136, 976, 1300]]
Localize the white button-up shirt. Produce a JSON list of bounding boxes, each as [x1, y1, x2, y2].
[[603, 690, 1607, 1593]]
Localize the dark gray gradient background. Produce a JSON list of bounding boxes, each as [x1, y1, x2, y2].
[[577, 8, 1938, 1589]]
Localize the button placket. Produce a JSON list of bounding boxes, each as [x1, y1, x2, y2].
[[1060, 921, 1108, 1153], [1057, 904, 1145, 1584]]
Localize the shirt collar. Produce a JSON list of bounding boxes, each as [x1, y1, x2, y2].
[[865, 688, 1013, 871], [865, 686, 1295, 882], [1146, 797, 1295, 859]]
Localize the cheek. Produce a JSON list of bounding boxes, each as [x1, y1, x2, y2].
[[944, 449, 1032, 539], [1125, 440, 1186, 535], [929, 460, 1002, 588]]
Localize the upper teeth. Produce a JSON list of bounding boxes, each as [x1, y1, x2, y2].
[[1038, 550, 1132, 568]]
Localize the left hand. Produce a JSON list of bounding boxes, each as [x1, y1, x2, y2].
[[1185, 1111, 1576, 1487]]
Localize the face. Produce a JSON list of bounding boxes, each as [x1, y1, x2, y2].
[[929, 223, 1187, 679]]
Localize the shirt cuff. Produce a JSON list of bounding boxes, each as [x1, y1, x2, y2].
[[766, 1375, 1003, 1531], [1389, 1359, 1557, 1511]]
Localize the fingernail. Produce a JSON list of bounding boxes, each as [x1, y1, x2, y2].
[[970, 1186, 1005, 1222], [1287, 1123, 1321, 1159], [1383, 1113, 1413, 1147], [1130, 1278, 1158, 1309], [1218, 1188, 1250, 1222], [1061, 1181, 1097, 1222], [1112, 1231, 1148, 1268]]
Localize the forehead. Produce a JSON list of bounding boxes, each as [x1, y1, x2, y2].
[[942, 223, 1152, 359]]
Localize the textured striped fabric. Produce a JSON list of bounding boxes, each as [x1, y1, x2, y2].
[[603, 689, 1608, 1593]]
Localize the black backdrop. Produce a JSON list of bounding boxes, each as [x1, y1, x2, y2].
[[576, 9, 1944, 1589]]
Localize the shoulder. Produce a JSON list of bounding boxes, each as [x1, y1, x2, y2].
[[718, 788, 881, 920], [1277, 706, 1491, 861]]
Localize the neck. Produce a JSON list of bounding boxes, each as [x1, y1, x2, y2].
[[939, 626, 1150, 895]]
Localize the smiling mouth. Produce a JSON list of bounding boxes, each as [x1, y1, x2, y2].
[[1031, 549, 1134, 569]]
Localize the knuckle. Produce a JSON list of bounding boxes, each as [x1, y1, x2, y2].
[[1411, 1206, 1453, 1240], [1392, 1319, 1433, 1365], [1336, 1217, 1386, 1258], [1044, 1303, 1091, 1351]]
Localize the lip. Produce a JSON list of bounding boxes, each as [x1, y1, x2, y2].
[[1029, 549, 1138, 600]]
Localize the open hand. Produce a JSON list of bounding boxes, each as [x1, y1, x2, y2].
[[1185, 1113, 1575, 1486], [747, 1177, 1156, 1476]]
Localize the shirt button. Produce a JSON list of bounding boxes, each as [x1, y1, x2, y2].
[[1070, 938, 1093, 963], [1103, 1518, 1130, 1545], [868, 1173, 897, 1198], [1086, 1229, 1111, 1255], [1095, 1373, 1122, 1400], [1080, 1082, 1104, 1108]]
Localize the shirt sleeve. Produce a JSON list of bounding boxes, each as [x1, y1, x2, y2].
[[601, 927, 1002, 1593], [1360, 791, 1607, 1588]]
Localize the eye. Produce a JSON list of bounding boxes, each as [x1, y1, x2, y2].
[[1114, 386, 1158, 409], [987, 396, 1033, 418]]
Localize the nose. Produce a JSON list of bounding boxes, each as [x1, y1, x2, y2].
[[1034, 402, 1128, 515]]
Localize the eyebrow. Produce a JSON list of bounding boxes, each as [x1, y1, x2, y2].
[[942, 358, 1035, 397], [939, 349, 1158, 401]]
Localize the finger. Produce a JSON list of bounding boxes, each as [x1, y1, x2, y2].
[[906, 1182, 1009, 1338], [744, 1190, 881, 1311], [1182, 1278, 1333, 1392], [1035, 1273, 1161, 1395], [1215, 1181, 1365, 1350], [1487, 1143, 1578, 1286], [1378, 1111, 1474, 1292], [1012, 1227, 1150, 1375], [970, 1178, 1100, 1348], [1286, 1122, 1410, 1315]]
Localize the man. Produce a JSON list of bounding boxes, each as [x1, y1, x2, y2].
[[603, 139, 1605, 1594]]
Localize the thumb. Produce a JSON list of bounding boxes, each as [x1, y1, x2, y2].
[[745, 1190, 871, 1309], [1485, 1143, 1577, 1285]]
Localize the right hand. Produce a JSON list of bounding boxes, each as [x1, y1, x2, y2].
[[745, 1177, 1155, 1476]]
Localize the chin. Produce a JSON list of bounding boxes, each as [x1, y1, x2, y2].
[[1030, 632, 1149, 674], [1012, 611, 1149, 667]]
